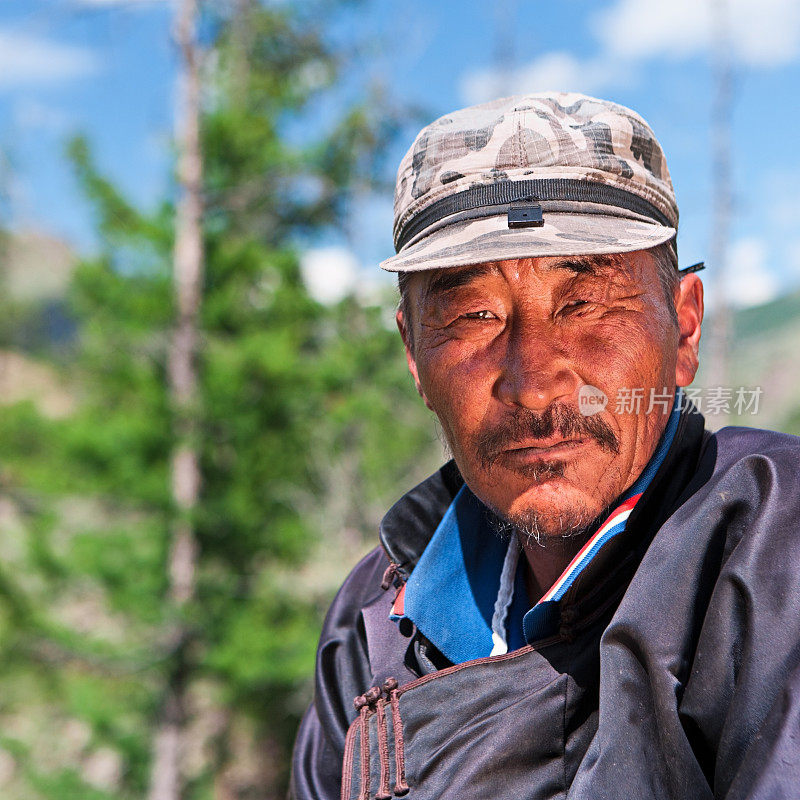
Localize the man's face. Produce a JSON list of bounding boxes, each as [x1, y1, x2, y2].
[[398, 250, 703, 539]]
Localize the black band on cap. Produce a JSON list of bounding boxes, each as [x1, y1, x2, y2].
[[394, 178, 672, 253]]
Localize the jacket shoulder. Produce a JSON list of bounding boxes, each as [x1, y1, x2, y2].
[[289, 548, 390, 800], [312, 547, 388, 738], [322, 546, 388, 638], [712, 424, 800, 462]]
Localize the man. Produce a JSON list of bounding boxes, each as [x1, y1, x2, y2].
[[290, 93, 800, 799]]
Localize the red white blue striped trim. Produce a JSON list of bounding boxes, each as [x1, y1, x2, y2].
[[537, 492, 643, 604], [390, 583, 406, 618]]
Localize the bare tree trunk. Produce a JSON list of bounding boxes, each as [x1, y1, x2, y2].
[[149, 1, 203, 798], [707, 0, 733, 424], [492, 0, 518, 96]]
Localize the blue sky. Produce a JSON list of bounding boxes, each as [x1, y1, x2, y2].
[[2, 0, 800, 309]]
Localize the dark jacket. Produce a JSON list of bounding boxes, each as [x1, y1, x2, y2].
[[290, 407, 800, 799]]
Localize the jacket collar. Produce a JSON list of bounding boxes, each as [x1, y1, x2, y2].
[[379, 459, 464, 578]]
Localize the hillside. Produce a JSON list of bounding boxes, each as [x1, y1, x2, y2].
[[695, 288, 800, 434], [2, 229, 76, 302]]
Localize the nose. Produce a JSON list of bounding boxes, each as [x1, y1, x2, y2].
[[494, 317, 579, 411]]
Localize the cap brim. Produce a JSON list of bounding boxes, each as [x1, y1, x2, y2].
[[380, 212, 676, 272]]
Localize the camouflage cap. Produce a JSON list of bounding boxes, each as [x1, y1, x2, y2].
[[380, 92, 678, 273]]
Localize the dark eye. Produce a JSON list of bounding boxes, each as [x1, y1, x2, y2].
[[560, 299, 590, 315], [462, 310, 497, 320]]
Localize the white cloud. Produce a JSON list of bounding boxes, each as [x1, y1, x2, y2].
[[0, 31, 99, 88], [723, 237, 779, 308], [594, 0, 800, 68], [13, 99, 73, 133], [460, 52, 633, 106], [300, 247, 359, 305], [460, 0, 800, 105]]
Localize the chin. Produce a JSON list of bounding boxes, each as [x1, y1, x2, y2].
[[498, 494, 602, 543], [486, 477, 608, 536], [509, 481, 587, 516]]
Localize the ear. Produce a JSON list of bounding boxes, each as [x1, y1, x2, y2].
[[674, 273, 704, 387], [396, 308, 434, 410]]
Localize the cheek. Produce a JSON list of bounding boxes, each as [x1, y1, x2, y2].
[[417, 346, 495, 445], [573, 319, 674, 392]]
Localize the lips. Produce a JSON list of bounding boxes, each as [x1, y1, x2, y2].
[[503, 437, 587, 457], [505, 436, 586, 451]]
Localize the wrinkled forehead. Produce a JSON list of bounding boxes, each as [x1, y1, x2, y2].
[[410, 252, 644, 301]]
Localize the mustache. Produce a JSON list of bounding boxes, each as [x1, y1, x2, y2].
[[474, 402, 619, 469]]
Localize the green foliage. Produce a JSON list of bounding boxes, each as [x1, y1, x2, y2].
[[0, 1, 438, 797]]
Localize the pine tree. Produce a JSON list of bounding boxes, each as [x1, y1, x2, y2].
[[0, 2, 439, 798]]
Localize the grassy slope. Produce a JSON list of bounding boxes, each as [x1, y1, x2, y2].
[[695, 288, 800, 434]]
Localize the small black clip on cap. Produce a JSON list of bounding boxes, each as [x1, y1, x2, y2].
[[508, 197, 544, 229]]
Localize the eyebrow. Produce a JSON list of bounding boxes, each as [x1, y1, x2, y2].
[[424, 265, 499, 298], [423, 255, 618, 298], [547, 255, 619, 275]]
